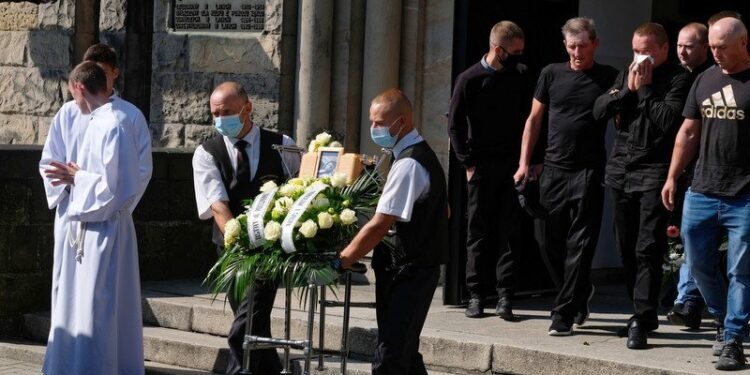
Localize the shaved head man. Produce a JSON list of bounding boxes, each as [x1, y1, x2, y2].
[[339, 88, 448, 374], [677, 23, 710, 73], [593, 22, 693, 350], [662, 16, 750, 372], [192, 81, 300, 375]]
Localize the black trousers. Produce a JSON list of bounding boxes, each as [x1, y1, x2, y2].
[[611, 187, 669, 329], [465, 162, 519, 298], [540, 167, 603, 323], [372, 265, 439, 375], [225, 279, 282, 375]]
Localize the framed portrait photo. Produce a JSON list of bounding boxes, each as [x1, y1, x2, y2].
[[315, 147, 343, 178]]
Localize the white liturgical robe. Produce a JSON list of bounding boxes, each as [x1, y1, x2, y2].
[[39, 96, 152, 375]]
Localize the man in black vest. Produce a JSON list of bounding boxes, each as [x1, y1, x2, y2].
[[192, 82, 299, 374], [338, 89, 448, 374]]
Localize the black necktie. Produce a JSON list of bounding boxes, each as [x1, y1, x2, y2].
[[234, 140, 251, 185]]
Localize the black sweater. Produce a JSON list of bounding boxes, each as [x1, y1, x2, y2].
[[448, 61, 532, 168]]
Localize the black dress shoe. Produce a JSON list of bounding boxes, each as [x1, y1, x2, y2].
[[627, 320, 648, 349], [465, 298, 483, 318], [496, 296, 514, 321]]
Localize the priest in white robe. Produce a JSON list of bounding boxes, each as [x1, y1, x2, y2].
[[39, 61, 152, 375]]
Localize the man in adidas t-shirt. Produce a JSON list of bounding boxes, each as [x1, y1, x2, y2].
[[662, 17, 750, 371]]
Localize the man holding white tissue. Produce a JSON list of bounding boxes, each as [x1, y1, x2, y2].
[[593, 22, 692, 350]]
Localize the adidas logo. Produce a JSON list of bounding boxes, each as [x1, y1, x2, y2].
[[701, 84, 746, 120]]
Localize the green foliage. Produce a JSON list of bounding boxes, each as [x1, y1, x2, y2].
[[203, 167, 386, 304]]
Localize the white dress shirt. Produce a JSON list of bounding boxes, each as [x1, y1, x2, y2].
[[192, 125, 300, 219], [376, 129, 431, 222]]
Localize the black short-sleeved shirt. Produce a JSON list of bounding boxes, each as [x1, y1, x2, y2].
[[683, 67, 750, 197], [535, 62, 618, 169]]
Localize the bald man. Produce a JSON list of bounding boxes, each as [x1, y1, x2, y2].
[[662, 17, 750, 371], [666, 21, 713, 330], [192, 82, 299, 374], [678, 23, 713, 77], [338, 89, 448, 374]]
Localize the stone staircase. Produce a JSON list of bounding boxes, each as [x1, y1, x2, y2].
[[3, 265, 745, 374], [1, 259, 454, 374]]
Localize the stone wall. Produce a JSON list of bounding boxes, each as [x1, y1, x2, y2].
[[150, 0, 291, 148], [0, 146, 216, 336], [0, 0, 75, 146]]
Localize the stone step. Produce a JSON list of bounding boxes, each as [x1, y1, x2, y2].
[[0, 339, 219, 374], [11, 318, 385, 375], [24, 281, 736, 375]]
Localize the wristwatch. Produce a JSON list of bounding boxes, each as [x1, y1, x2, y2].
[[331, 257, 343, 271]]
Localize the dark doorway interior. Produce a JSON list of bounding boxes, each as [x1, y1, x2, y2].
[[653, 0, 750, 65], [446, 0, 579, 305]]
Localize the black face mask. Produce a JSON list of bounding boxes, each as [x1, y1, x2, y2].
[[502, 53, 523, 70]]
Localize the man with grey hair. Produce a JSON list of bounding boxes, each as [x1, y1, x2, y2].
[[662, 17, 750, 371], [449, 20, 531, 320], [514, 17, 617, 336]]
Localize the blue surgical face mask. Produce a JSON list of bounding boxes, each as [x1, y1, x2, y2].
[[214, 106, 246, 138], [370, 116, 403, 148]]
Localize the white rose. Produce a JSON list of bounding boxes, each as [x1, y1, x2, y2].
[[224, 218, 241, 248], [317, 212, 334, 229], [299, 219, 318, 238], [315, 132, 332, 146], [307, 180, 329, 192], [264, 221, 282, 241], [288, 177, 306, 186], [278, 184, 298, 197], [308, 140, 320, 153], [312, 194, 330, 209], [259, 180, 278, 194], [329, 141, 343, 148], [274, 197, 295, 214], [330, 172, 347, 188], [340, 209, 357, 225]]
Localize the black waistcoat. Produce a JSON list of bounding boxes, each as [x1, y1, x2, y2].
[[374, 141, 449, 270], [201, 129, 285, 246]]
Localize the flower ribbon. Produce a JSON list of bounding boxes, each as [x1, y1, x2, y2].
[[247, 187, 278, 249], [280, 184, 328, 253]]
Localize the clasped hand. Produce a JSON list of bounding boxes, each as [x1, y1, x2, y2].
[[627, 59, 653, 91], [44, 160, 80, 187]]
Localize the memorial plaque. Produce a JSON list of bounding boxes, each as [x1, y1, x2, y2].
[[172, 0, 265, 32]]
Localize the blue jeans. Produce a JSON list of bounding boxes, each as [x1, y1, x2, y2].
[[682, 189, 750, 342], [674, 263, 704, 306]]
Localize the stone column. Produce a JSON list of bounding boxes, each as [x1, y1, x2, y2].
[[294, 0, 334, 146], [329, 0, 365, 152], [359, 0, 402, 155]]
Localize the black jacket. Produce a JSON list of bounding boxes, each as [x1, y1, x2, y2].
[[593, 63, 691, 192]]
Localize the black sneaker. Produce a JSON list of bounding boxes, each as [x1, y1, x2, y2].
[[548, 317, 573, 336], [465, 298, 483, 318], [574, 285, 596, 327], [668, 301, 703, 329], [716, 338, 746, 371], [714, 323, 725, 357], [496, 296, 514, 321], [666, 302, 686, 325], [627, 319, 648, 349]]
